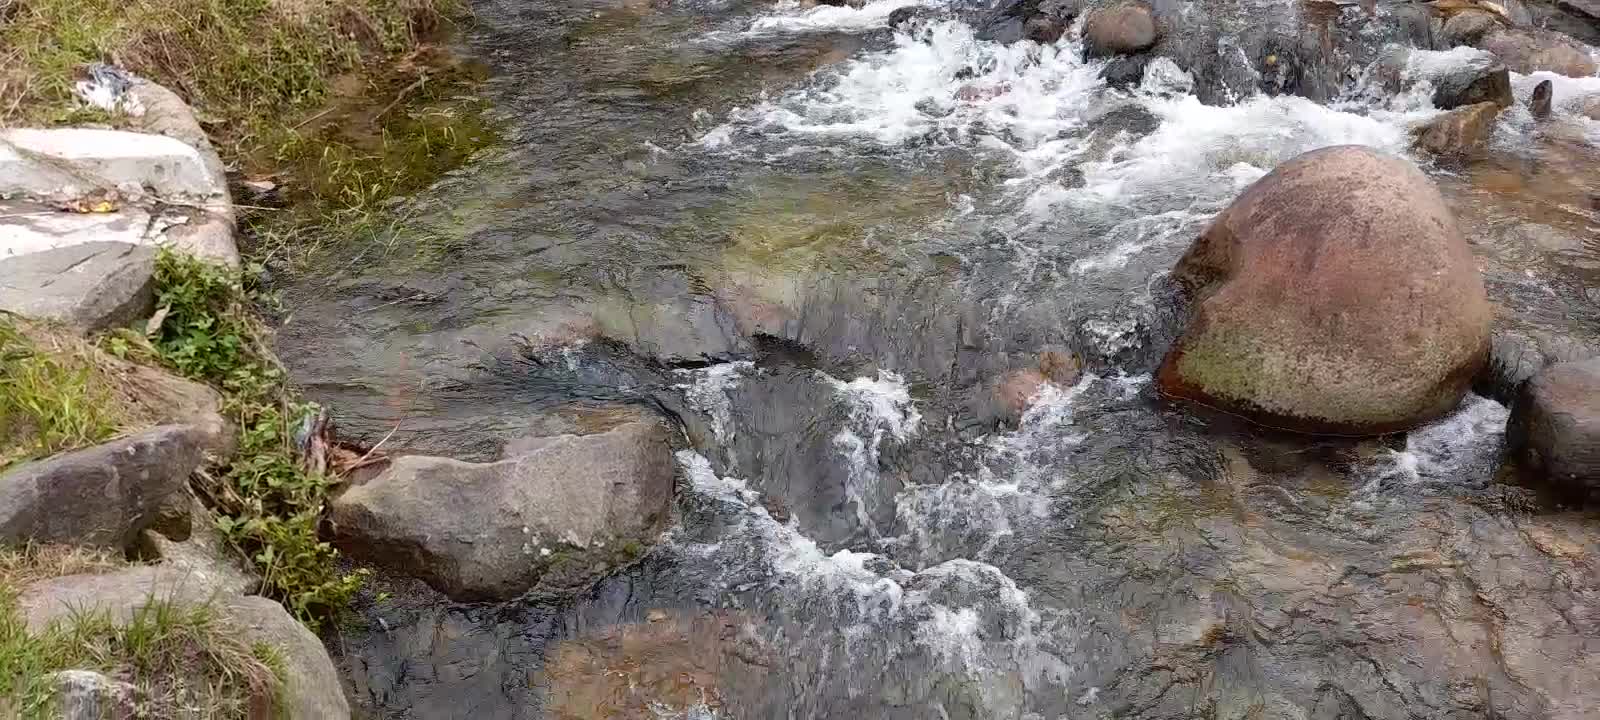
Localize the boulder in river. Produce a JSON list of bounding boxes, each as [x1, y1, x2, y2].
[[1083, 1, 1157, 58], [1479, 27, 1599, 78], [330, 407, 676, 601], [1158, 145, 1491, 435], [1507, 358, 1600, 499], [1429, 56, 1513, 110], [1412, 101, 1502, 157], [1530, 78, 1553, 119]]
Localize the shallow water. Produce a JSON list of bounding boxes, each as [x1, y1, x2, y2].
[[275, 0, 1600, 716]]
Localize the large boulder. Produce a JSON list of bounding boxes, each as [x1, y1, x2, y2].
[[19, 566, 350, 719], [1157, 146, 1491, 435], [1507, 358, 1600, 499], [330, 408, 676, 601], [1083, 1, 1157, 58], [1412, 102, 1502, 157], [1479, 27, 1599, 78], [0, 425, 207, 549], [0, 243, 155, 332]]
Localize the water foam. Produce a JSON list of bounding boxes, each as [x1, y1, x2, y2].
[[1358, 394, 1510, 497]]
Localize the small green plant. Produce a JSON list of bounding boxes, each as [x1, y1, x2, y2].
[[114, 251, 365, 626], [0, 318, 122, 468]]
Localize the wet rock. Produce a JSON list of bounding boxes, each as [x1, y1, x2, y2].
[[1530, 78, 1554, 118], [1507, 358, 1600, 498], [1083, 1, 1157, 58], [50, 670, 138, 720], [1430, 58, 1513, 110], [20, 566, 350, 719], [0, 425, 207, 549], [1158, 146, 1491, 435], [330, 408, 675, 601], [1024, 15, 1068, 43], [0, 242, 154, 332], [1476, 327, 1599, 403], [1100, 54, 1151, 89], [1441, 9, 1502, 46], [887, 5, 937, 30], [1585, 96, 1600, 120], [1412, 101, 1502, 157], [1479, 27, 1599, 77]]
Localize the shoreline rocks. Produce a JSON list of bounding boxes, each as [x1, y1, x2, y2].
[[330, 407, 676, 601], [1158, 146, 1491, 435]]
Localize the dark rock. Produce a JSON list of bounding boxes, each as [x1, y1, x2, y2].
[[1530, 78, 1554, 119], [20, 566, 350, 719], [1430, 59, 1513, 110], [1477, 327, 1599, 403], [1508, 358, 1600, 498], [0, 425, 206, 549], [0, 242, 155, 332], [1480, 27, 1599, 77], [1158, 146, 1491, 435], [887, 5, 934, 30], [1083, 1, 1157, 58], [1100, 54, 1150, 89], [330, 408, 676, 601], [1412, 101, 1502, 157], [1023, 15, 1067, 43]]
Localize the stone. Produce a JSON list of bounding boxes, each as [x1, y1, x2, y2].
[[1412, 101, 1502, 157], [1479, 28, 1599, 78], [20, 566, 351, 720], [1507, 358, 1600, 498], [1530, 79, 1553, 119], [49, 669, 138, 720], [0, 425, 207, 549], [1083, 1, 1158, 58], [0, 200, 239, 268], [0, 128, 222, 203], [330, 409, 676, 600], [1158, 146, 1491, 435], [1429, 57, 1512, 110], [1440, 9, 1501, 46], [1101, 54, 1151, 89], [0, 242, 155, 332], [1024, 15, 1068, 44], [136, 498, 259, 596], [1585, 96, 1600, 121]]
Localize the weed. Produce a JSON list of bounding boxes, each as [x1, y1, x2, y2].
[[108, 251, 365, 627], [0, 317, 123, 469]]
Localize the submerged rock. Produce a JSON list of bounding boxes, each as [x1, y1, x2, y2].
[[1158, 146, 1491, 435], [330, 407, 675, 601], [1508, 358, 1600, 499], [1413, 101, 1502, 157], [1083, 1, 1157, 58], [0, 425, 208, 549]]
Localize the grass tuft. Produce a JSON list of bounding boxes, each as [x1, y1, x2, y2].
[[0, 317, 125, 469]]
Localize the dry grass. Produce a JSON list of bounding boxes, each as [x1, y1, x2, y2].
[[0, 546, 284, 718]]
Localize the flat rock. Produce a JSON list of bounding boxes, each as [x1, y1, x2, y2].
[[136, 498, 259, 596], [0, 242, 155, 331], [331, 408, 677, 600], [20, 566, 350, 720], [0, 425, 207, 549], [1413, 101, 1502, 157], [0, 128, 222, 203]]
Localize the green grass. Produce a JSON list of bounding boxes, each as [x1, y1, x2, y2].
[[106, 252, 365, 628], [0, 317, 124, 469], [0, 546, 283, 718]]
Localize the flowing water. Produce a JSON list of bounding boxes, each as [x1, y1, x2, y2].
[[275, 0, 1600, 716]]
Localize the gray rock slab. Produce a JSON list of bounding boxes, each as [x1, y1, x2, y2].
[[0, 241, 155, 331]]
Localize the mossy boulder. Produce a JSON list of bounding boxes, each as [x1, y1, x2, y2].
[[1157, 145, 1490, 435]]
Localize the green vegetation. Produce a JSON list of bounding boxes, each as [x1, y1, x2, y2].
[[108, 251, 365, 627], [0, 318, 125, 469], [0, 547, 282, 718]]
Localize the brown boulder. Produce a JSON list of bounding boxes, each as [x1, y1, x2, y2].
[[1507, 358, 1600, 499], [1158, 146, 1491, 434], [1413, 102, 1502, 157], [1479, 28, 1599, 78], [1083, 2, 1157, 58]]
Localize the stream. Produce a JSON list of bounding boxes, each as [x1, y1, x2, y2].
[[274, 0, 1600, 717]]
